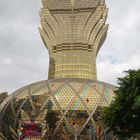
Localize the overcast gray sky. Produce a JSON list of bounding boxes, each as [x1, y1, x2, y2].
[[0, 0, 140, 93]]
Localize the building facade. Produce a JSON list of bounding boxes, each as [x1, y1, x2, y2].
[[40, 0, 108, 80], [0, 0, 115, 139]]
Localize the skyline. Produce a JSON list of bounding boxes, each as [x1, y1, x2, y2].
[[0, 0, 140, 93]]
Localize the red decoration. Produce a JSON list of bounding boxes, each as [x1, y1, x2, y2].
[[86, 98, 89, 103], [21, 123, 42, 138]]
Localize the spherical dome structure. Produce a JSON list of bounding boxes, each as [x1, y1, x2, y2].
[[0, 78, 115, 139]]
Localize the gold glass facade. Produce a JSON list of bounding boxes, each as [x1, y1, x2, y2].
[[0, 1, 116, 139], [39, 0, 108, 80], [0, 79, 115, 138]]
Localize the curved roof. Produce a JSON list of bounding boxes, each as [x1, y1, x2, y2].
[[0, 78, 115, 138], [0, 78, 115, 113]]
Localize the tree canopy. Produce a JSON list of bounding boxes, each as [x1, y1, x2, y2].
[[104, 69, 140, 135]]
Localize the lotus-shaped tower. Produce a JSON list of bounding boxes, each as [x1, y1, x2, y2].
[[40, 0, 108, 80], [0, 0, 115, 139]]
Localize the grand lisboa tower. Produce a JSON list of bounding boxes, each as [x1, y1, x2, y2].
[[0, 0, 115, 139]]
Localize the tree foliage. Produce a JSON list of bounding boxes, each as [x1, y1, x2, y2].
[[104, 69, 140, 134]]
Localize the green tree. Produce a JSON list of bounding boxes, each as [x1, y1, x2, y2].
[[104, 69, 140, 135]]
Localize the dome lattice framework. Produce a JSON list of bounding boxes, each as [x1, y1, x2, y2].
[[0, 79, 115, 139]]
